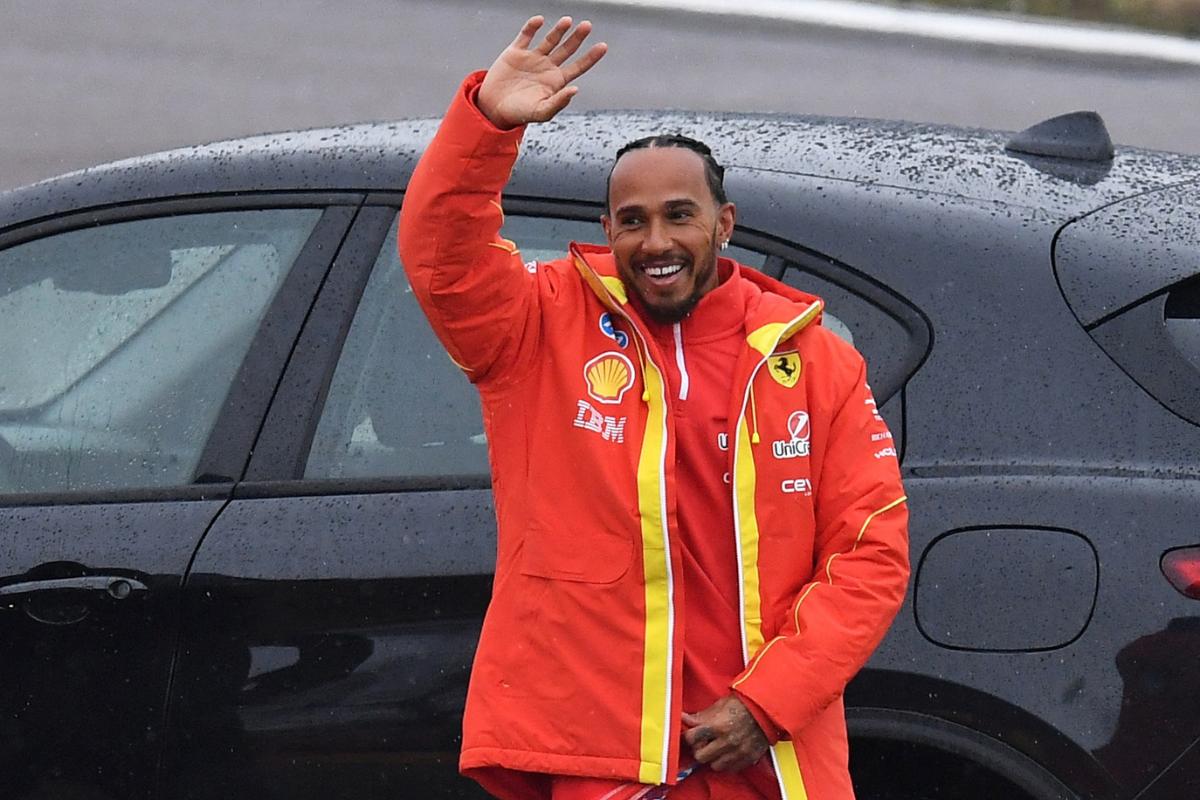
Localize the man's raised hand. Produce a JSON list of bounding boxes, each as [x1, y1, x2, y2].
[[478, 16, 607, 130]]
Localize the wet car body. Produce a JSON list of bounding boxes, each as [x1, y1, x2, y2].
[[0, 108, 1199, 800]]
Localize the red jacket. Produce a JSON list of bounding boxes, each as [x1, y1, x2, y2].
[[399, 72, 910, 800]]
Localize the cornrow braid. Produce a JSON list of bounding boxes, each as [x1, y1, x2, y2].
[[605, 134, 728, 213]]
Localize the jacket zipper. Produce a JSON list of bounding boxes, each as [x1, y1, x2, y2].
[[730, 302, 824, 662], [729, 304, 822, 800], [604, 297, 677, 785], [672, 322, 689, 401]]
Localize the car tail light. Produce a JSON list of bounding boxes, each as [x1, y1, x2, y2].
[[1162, 547, 1200, 599]]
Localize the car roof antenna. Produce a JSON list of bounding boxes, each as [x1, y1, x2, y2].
[[1005, 111, 1114, 162]]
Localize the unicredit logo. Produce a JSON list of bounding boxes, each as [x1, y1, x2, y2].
[[772, 410, 811, 460]]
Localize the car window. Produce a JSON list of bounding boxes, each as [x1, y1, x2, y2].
[[1085, 273, 1200, 428], [305, 214, 768, 481], [0, 209, 320, 493], [1165, 278, 1200, 372], [306, 219, 486, 481], [782, 267, 914, 392]]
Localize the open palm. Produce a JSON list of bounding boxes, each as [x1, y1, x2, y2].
[[478, 16, 607, 129]]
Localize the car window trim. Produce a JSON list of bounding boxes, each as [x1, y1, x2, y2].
[[194, 202, 362, 483], [778, 254, 932, 404], [0, 192, 364, 248], [234, 475, 491, 500], [245, 205, 397, 481], [0, 483, 235, 509]]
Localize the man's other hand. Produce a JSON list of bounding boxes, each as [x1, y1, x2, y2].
[[478, 16, 607, 130], [682, 696, 769, 773]]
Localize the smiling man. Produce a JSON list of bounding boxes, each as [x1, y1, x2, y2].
[[603, 138, 733, 323], [399, 16, 910, 800]]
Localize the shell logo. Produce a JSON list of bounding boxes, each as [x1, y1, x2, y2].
[[584, 352, 636, 405]]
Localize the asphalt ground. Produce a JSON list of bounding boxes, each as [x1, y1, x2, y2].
[[2, 0, 1197, 192]]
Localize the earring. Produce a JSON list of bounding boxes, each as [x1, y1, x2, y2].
[[720, 240, 729, 251]]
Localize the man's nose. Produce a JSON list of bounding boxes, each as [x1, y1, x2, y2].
[[642, 219, 672, 253]]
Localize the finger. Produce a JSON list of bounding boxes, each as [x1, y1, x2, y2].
[[561, 42, 608, 83], [548, 19, 592, 65], [710, 751, 750, 773], [691, 737, 728, 765], [681, 712, 703, 728], [683, 723, 716, 748], [535, 16, 572, 54], [512, 16, 544, 49], [532, 85, 579, 122]]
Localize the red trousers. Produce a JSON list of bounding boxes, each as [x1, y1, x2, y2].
[[550, 760, 781, 800]]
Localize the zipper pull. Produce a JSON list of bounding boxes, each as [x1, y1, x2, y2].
[[749, 383, 761, 444]]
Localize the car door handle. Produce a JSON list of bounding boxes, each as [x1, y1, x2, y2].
[[0, 575, 149, 600]]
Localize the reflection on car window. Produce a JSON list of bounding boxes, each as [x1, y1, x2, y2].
[[307, 219, 487, 480], [306, 214, 769, 481], [0, 210, 319, 493], [783, 268, 908, 377]]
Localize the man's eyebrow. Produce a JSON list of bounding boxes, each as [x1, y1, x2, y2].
[[614, 199, 700, 216]]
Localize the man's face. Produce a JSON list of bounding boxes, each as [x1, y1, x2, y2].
[[602, 147, 735, 324]]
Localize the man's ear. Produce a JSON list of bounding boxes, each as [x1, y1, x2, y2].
[[601, 214, 613, 242], [718, 203, 737, 243]]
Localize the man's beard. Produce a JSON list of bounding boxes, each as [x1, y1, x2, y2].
[[640, 238, 720, 324]]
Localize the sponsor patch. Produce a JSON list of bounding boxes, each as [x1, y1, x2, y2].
[[772, 410, 811, 460], [781, 478, 813, 496], [599, 312, 629, 348], [874, 447, 898, 460], [572, 400, 627, 443], [871, 431, 893, 442], [584, 352, 635, 405], [768, 351, 802, 388], [523, 260, 538, 274]]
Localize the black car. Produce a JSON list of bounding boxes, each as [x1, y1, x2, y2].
[[1, 107, 1198, 800]]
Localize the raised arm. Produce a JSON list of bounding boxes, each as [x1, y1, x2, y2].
[[398, 17, 606, 384]]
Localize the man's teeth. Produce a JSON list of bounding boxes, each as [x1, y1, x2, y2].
[[645, 264, 684, 278]]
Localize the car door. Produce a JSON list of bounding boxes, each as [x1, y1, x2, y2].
[[162, 204, 494, 800], [0, 197, 355, 800]]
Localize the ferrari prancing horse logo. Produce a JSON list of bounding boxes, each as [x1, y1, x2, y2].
[[769, 351, 802, 388]]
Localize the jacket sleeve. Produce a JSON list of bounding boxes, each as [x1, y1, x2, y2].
[[398, 70, 542, 385], [731, 349, 910, 738]]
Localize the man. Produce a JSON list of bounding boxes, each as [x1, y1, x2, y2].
[[399, 16, 909, 800]]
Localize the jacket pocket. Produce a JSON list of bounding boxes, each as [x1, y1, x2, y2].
[[520, 525, 633, 584]]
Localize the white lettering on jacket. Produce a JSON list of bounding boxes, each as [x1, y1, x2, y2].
[[781, 478, 813, 496], [573, 400, 626, 443]]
